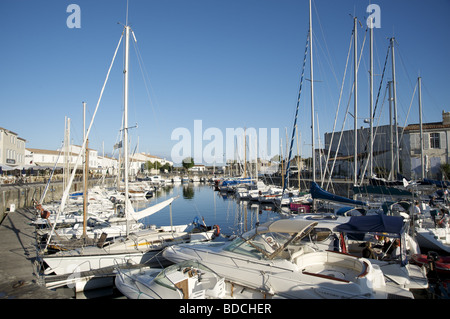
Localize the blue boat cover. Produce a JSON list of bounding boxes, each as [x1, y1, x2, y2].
[[335, 214, 404, 237], [221, 177, 253, 186], [310, 182, 367, 207]]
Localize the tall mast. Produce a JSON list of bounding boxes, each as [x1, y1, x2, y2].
[[244, 128, 247, 178], [296, 127, 301, 191], [369, 17, 374, 178], [388, 81, 394, 180], [353, 17, 358, 185], [254, 134, 258, 181], [309, 0, 315, 183], [64, 116, 71, 193], [418, 77, 424, 179], [390, 37, 400, 178], [124, 25, 130, 236], [82, 102, 88, 239]]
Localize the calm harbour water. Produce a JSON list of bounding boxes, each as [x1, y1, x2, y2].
[[133, 182, 283, 237]]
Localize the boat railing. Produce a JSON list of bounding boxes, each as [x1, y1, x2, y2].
[[72, 255, 130, 273], [184, 246, 295, 273], [114, 259, 165, 299]]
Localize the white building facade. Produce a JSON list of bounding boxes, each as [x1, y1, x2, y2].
[[26, 145, 118, 176], [401, 111, 450, 180], [0, 127, 26, 168], [130, 152, 173, 175]]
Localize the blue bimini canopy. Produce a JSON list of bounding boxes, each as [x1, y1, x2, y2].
[[335, 214, 404, 238]]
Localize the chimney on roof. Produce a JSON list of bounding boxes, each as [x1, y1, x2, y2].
[[443, 111, 450, 125]]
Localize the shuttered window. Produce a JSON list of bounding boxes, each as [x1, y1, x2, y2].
[[430, 133, 440, 149]]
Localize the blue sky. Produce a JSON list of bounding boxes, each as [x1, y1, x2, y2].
[[1, 0, 449, 165]]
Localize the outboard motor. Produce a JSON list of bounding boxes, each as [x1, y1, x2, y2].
[[427, 251, 440, 280]]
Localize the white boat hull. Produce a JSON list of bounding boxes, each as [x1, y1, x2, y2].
[[416, 227, 450, 254]]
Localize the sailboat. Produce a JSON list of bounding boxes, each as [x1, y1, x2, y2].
[[36, 196, 179, 243], [38, 22, 217, 278]]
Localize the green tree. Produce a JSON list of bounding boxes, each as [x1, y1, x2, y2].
[[145, 161, 161, 170], [145, 161, 153, 171], [182, 157, 194, 171], [161, 163, 172, 172]]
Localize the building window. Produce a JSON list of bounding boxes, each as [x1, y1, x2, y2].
[[430, 133, 440, 149]]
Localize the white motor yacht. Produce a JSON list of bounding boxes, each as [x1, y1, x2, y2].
[[115, 259, 279, 299], [292, 214, 429, 291], [163, 219, 414, 299]]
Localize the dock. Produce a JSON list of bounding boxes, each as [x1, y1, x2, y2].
[[0, 207, 69, 299]]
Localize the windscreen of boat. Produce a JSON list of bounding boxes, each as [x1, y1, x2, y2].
[[223, 236, 265, 259], [224, 231, 292, 260], [153, 263, 179, 291], [300, 227, 333, 243]]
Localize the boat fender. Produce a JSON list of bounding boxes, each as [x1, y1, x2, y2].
[[193, 216, 200, 226], [213, 225, 220, 238], [41, 210, 51, 219]]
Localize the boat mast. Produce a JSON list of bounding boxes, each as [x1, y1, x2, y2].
[[83, 102, 88, 239], [390, 37, 400, 178], [124, 24, 130, 236], [254, 134, 258, 181], [296, 127, 301, 191], [418, 77, 424, 179], [64, 117, 70, 193], [309, 0, 315, 183], [369, 17, 374, 178], [244, 128, 247, 178], [353, 17, 358, 185], [388, 81, 394, 180]]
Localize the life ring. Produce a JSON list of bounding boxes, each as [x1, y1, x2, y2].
[[213, 225, 220, 237]]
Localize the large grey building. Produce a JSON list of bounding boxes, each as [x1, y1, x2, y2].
[[323, 124, 401, 180], [322, 111, 450, 180]]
